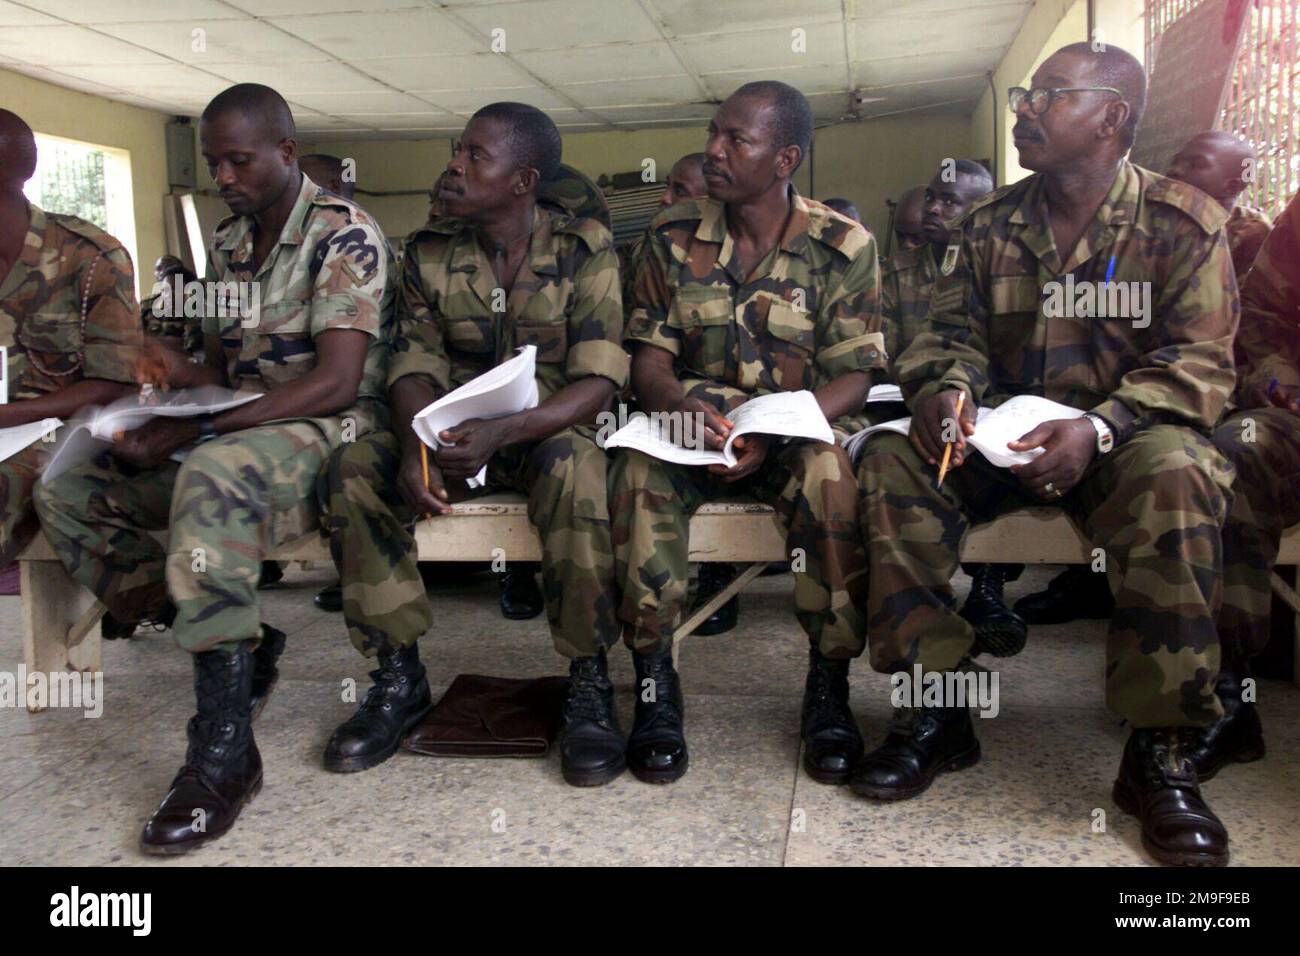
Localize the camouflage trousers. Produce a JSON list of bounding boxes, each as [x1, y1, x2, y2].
[[0, 444, 42, 567], [609, 442, 868, 658], [1213, 407, 1300, 665], [320, 428, 620, 659], [859, 426, 1234, 728], [34, 423, 332, 653]]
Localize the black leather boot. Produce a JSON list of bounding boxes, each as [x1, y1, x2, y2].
[[559, 652, 625, 786], [102, 600, 175, 641], [248, 624, 286, 722], [140, 642, 262, 855], [850, 702, 980, 800], [691, 563, 740, 636], [1112, 727, 1229, 867], [257, 560, 284, 589], [322, 641, 432, 773], [961, 564, 1028, 657], [1013, 565, 1114, 624], [314, 584, 342, 612], [801, 645, 863, 784], [1186, 667, 1265, 782], [627, 648, 688, 783], [498, 563, 544, 620]]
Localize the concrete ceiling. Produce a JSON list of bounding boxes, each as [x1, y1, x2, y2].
[[0, 0, 1034, 139]]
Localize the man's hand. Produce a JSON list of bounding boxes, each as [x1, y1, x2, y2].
[[709, 434, 770, 482], [910, 388, 976, 466], [434, 416, 516, 480], [1008, 418, 1097, 498], [1266, 384, 1300, 416], [676, 397, 732, 450], [110, 418, 200, 469], [397, 445, 451, 516]]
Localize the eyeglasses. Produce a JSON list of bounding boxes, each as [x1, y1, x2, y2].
[[1008, 86, 1122, 116]]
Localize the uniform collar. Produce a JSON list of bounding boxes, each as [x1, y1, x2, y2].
[[218, 172, 319, 253], [447, 204, 557, 276], [19, 201, 46, 268], [1009, 160, 1137, 273], [697, 185, 812, 282]]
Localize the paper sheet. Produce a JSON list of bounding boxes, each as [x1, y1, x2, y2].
[[0, 418, 62, 465], [603, 390, 834, 468], [867, 383, 903, 403], [411, 345, 539, 488]]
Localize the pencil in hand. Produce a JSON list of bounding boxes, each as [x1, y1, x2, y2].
[[420, 443, 433, 520], [936, 390, 965, 488]]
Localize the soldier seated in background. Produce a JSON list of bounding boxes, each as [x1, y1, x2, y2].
[[855, 44, 1239, 867], [35, 83, 395, 855], [140, 255, 200, 358], [821, 197, 861, 223], [613, 81, 884, 787], [892, 184, 927, 252], [1199, 189, 1300, 782], [318, 103, 630, 786], [298, 153, 354, 200], [0, 109, 141, 571]]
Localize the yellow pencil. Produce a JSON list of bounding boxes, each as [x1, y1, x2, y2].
[[420, 443, 433, 520], [936, 390, 965, 488]]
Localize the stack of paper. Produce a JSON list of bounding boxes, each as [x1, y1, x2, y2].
[[603, 389, 833, 467], [411, 345, 539, 488], [0, 418, 62, 465]]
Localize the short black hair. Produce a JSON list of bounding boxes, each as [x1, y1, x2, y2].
[[471, 102, 562, 184], [733, 81, 813, 171], [0, 109, 37, 184], [953, 159, 994, 194], [1055, 42, 1147, 150], [201, 83, 296, 143]]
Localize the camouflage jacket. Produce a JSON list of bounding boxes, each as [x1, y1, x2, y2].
[[1, 202, 140, 402], [897, 161, 1238, 443], [1225, 202, 1273, 281], [619, 231, 650, 324], [141, 286, 202, 356], [626, 189, 886, 436], [1232, 190, 1299, 408], [203, 173, 396, 447], [881, 241, 937, 380], [387, 203, 628, 423]]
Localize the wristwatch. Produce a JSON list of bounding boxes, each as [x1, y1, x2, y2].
[[195, 413, 219, 445], [1082, 413, 1114, 455]]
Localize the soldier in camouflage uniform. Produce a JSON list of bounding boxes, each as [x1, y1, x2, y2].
[[1196, 190, 1300, 782], [613, 82, 885, 785], [140, 257, 202, 356], [618, 153, 707, 323], [0, 109, 141, 568], [318, 103, 631, 787], [855, 45, 1239, 867], [34, 85, 395, 856]]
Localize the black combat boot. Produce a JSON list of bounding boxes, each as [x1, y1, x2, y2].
[[691, 562, 739, 636], [498, 563, 544, 620], [140, 641, 262, 855], [800, 645, 863, 784], [1112, 727, 1229, 866], [1013, 564, 1114, 624], [248, 624, 286, 722], [1186, 666, 1265, 782], [627, 648, 688, 783], [322, 641, 432, 773], [961, 564, 1028, 657], [101, 600, 176, 641], [850, 701, 980, 800], [314, 583, 342, 612], [559, 652, 625, 786]]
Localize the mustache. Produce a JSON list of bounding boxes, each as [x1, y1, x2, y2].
[[1012, 122, 1043, 142], [702, 163, 729, 181]]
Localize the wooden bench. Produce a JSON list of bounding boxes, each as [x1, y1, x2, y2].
[[16, 495, 1300, 712]]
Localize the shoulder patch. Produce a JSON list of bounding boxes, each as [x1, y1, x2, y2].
[[1140, 169, 1230, 234], [552, 212, 613, 254], [47, 213, 126, 255]]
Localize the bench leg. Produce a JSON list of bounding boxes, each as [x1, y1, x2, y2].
[[20, 559, 103, 713], [1268, 571, 1300, 689], [671, 562, 768, 667]]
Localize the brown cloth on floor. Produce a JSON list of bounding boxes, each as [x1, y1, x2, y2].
[[402, 674, 569, 758]]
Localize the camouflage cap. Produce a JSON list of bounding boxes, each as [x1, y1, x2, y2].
[[539, 163, 612, 229]]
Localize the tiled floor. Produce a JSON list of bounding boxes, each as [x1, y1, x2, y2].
[[1, 565, 1297, 866]]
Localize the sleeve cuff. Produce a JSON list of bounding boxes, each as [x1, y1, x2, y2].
[[311, 293, 381, 338], [567, 339, 630, 389], [625, 307, 679, 357], [1089, 397, 1138, 444], [388, 351, 450, 394], [816, 331, 887, 378]]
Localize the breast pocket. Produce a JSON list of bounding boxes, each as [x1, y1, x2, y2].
[[515, 318, 568, 364], [250, 300, 314, 387], [17, 311, 83, 380], [444, 314, 495, 356], [666, 293, 732, 382], [763, 298, 816, 391], [987, 275, 1041, 389]]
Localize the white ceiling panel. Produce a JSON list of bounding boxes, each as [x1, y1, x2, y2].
[[451, 0, 662, 49], [3, 0, 1036, 137]]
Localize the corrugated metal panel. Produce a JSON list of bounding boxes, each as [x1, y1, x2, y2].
[[606, 183, 664, 247]]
